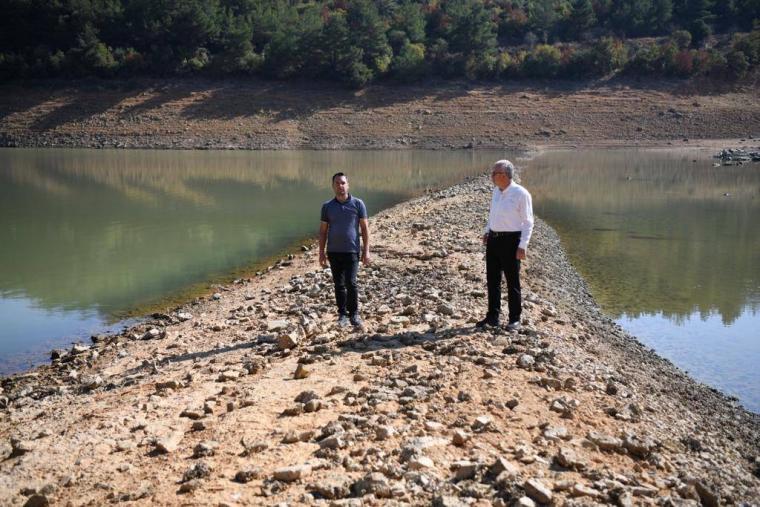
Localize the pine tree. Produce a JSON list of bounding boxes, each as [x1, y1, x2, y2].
[[567, 0, 597, 39]]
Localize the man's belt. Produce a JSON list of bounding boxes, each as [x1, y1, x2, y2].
[[488, 230, 521, 238]]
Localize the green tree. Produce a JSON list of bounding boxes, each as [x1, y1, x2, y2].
[[347, 0, 393, 76], [523, 43, 562, 77], [565, 0, 597, 40], [391, 40, 427, 81], [726, 49, 749, 77], [528, 0, 563, 42], [391, 1, 427, 43], [441, 0, 498, 54]]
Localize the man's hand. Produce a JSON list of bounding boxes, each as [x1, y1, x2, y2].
[[516, 247, 526, 260], [482, 233, 489, 245], [319, 251, 328, 268], [361, 251, 371, 266]]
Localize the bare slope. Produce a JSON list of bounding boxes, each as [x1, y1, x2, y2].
[[1, 79, 759, 150]]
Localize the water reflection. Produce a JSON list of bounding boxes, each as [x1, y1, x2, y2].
[[0, 148, 506, 371], [524, 149, 760, 324], [523, 148, 760, 411]]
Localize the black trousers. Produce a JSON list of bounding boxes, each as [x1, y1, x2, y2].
[[486, 232, 522, 323], [327, 252, 359, 317]]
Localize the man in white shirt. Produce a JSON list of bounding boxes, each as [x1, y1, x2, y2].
[[477, 160, 534, 331]]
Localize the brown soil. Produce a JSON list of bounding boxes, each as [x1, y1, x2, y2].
[[1, 77, 759, 150]]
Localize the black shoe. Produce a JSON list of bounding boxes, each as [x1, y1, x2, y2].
[[506, 320, 521, 331], [476, 316, 499, 328], [350, 314, 364, 328], [337, 315, 350, 328]]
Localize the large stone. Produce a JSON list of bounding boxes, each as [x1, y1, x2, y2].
[[267, 320, 289, 332], [153, 431, 183, 454], [319, 435, 345, 449], [437, 303, 455, 316], [192, 441, 217, 458], [524, 479, 553, 504], [571, 483, 601, 498], [452, 429, 470, 446], [623, 433, 657, 458], [555, 447, 585, 470], [489, 457, 519, 478], [141, 328, 165, 340], [182, 462, 211, 482], [453, 460, 479, 480], [543, 426, 570, 442], [351, 472, 391, 498], [277, 332, 300, 350], [234, 467, 263, 483], [180, 408, 204, 420], [274, 465, 311, 482], [23, 494, 50, 507], [587, 431, 623, 452], [408, 456, 435, 471], [309, 476, 351, 500], [376, 425, 396, 440], [517, 354, 535, 369], [293, 364, 310, 379], [217, 370, 240, 382]]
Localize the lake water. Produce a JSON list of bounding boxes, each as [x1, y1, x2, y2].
[[522, 148, 760, 413], [1, 147, 758, 413], [0, 148, 506, 372]]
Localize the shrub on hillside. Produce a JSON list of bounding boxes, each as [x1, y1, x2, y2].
[[523, 44, 562, 78], [671, 30, 693, 50], [726, 49, 750, 78], [625, 42, 663, 75], [392, 41, 428, 81], [733, 29, 760, 64]]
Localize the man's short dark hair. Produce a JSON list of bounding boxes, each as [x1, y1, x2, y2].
[[332, 172, 346, 183]]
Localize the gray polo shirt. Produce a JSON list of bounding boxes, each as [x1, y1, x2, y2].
[[321, 195, 368, 253]]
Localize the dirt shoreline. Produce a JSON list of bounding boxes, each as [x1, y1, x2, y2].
[[1, 171, 758, 505], [1, 78, 759, 151]]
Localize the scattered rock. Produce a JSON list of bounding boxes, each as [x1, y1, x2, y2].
[[10, 437, 34, 457], [181, 462, 211, 483], [152, 431, 183, 454], [452, 429, 471, 446], [274, 465, 311, 482], [234, 467, 263, 483], [293, 364, 310, 379], [524, 478, 553, 504], [517, 354, 535, 369]]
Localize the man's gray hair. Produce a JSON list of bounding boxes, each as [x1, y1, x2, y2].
[[493, 160, 515, 178]]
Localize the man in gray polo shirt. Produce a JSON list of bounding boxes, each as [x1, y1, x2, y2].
[[319, 172, 370, 328]]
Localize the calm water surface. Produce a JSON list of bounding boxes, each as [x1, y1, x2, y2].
[[522, 148, 760, 412], [0, 148, 506, 372]]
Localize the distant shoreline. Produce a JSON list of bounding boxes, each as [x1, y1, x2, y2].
[[1, 78, 759, 151]]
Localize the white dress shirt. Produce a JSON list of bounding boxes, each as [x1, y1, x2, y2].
[[483, 182, 534, 250]]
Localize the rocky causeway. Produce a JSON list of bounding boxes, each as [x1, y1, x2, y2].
[[0, 174, 758, 506]]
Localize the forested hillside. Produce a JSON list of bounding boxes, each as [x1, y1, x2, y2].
[[2, 0, 759, 86]]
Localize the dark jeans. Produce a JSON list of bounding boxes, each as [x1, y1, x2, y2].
[[486, 232, 522, 323], [327, 252, 360, 317]]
